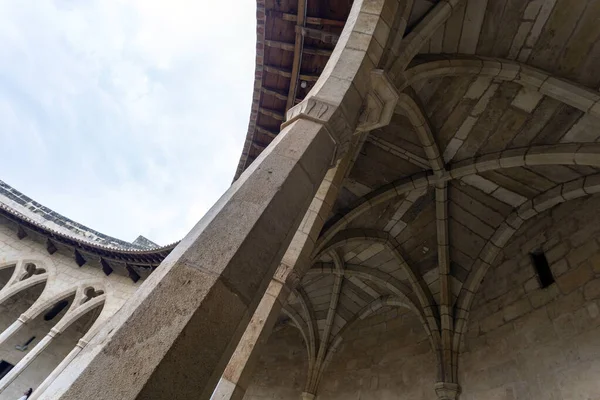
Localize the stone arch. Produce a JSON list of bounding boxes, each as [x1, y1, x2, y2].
[[452, 174, 600, 372], [304, 263, 419, 314], [0, 262, 17, 291], [315, 229, 438, 325], [389, 0, 463, 76], [316, 144, 600, 257], [282, 305, 312, 358], [401, 57, 600, 118], [298, 230, 443, 396], [0, 290, 107, 398], [314, 186, 428, 255], [0, 259, 52, 309], [311, 295, 441, 396]]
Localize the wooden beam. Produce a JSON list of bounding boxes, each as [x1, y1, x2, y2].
[[267, 10, 345, 27], [265, 39, 332, 56], [303, 47, 333, 57], [251, 142, 270, 152], [299, 73, 319, 82], [264, 64, 320, 82], [261, 87, 288, 101], [297, 26, 339, 45], [259, 107, 285, 121], [46, 238, 57, 255], [126, 264, 141, 283], [286, 0, 307, 111], [101, 258, 113, 276], [74, 250, 86, 267], [255, 125, 279, 138], [263, 64, 292, 78], [264, 39, 295, 52], [16, 225, 27, 240]]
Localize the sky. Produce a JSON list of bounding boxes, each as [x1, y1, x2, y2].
[[0, 0, 257, 245]]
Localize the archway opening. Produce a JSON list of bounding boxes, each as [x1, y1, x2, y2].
[[0, 282, 46, 334], [1, 298, 104, 398], [0, 265, 15, 291]]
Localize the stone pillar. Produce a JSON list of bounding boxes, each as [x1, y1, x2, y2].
[[211, 155, 352, 400], [0, 315, 27, 347], [435, 382, 460, 400], [29, 339, 86, 400], [0, 329, 57, 392], [38, 0, 398, 397], [39, 114, 351, 400], [210, 278, 290, 400]]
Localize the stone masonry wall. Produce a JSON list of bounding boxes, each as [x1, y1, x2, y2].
[[244, 308, 436, 400], [460, 194, 600, 399], [244, 194, 600, 399], [243, 325, 308, 400], [317, 308, 436, 400], [0, 221, 140, 398]]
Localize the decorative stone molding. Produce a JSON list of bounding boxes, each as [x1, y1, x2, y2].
[[301, 392, 316, 400], [435, 382, 460, 400], [281, 96, 350, 162], [357, 70, 399, 133]]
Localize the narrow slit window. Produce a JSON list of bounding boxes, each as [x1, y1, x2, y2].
[[531, 251, 554, 288]]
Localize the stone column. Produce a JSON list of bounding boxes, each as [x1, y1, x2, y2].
[[0, 329, 57, 392], [0, 315, 27, 347], [38, 0, 397, 397], [39, 114, 352, 400], [29, 339, 86, 400], [211, 155, 352, 400], [210, 278, 290, 400]]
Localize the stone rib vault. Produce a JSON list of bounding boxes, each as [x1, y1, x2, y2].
[[1, 0, 600, 399]]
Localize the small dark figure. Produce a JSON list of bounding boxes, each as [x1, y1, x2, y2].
[[18, 388, 33, 400]]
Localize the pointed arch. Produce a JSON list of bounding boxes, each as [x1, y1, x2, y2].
[[452, 175, 600, 379]]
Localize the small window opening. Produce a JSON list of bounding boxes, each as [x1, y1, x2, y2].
[[44, 300, 69, 321], [0, 360, 14, 380], [15, 336, 36, 351], [531, 251, 555, 288]]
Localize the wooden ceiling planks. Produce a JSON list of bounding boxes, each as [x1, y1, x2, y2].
[[234, 0, 351, 180]]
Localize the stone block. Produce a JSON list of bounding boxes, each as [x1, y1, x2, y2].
[[480, 310, 504, 333], [503, 298, 532, 322], [461, 175, 498, 194], [584, 278, 600, 301], [524, 277, 540, 293], [511, 87, 543, 112], [590, 252, 600, 273], [557, 264, 593, 294], [491, 187, 527, 207], [567, 241, 599, 268], [550, 259, 569, 277], [547, 290, 585, 320], [540, 77, 600, 112], [528, 284, 560, 309]]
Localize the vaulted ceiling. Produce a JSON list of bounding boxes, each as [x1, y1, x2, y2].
[[271, 0, 600, 388]]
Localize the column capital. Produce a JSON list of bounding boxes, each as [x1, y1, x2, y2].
[[435, 382, 460, 400]]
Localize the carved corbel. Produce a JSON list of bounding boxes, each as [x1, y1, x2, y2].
[[357, 69, 400, 132]]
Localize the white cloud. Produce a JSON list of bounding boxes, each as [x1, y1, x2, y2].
[[0, 0, 256, 244]]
